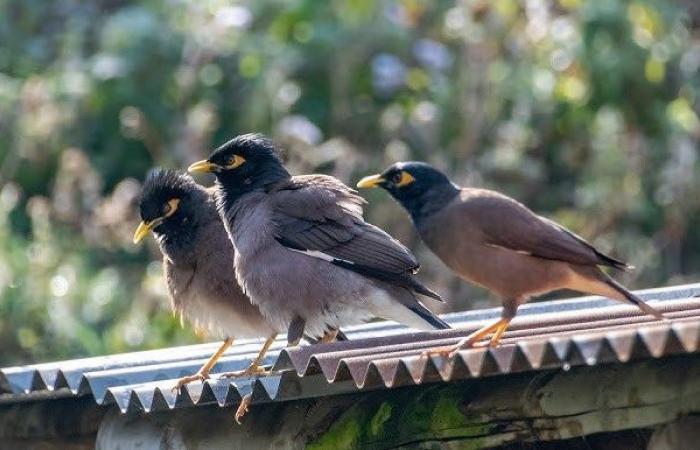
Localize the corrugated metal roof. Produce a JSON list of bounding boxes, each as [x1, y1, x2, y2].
[[1, 283, 699, 415]]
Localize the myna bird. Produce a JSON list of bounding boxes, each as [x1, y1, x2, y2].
[[188, 134, 449, 341], [358, 162, 664, 356], [134, 169, 281, 391]]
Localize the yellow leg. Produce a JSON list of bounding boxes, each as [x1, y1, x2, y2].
[[171, 337, 233, 393], [487, 319, 512, 347], [219, 333, 278, 379], [422, 318, 509, 359]]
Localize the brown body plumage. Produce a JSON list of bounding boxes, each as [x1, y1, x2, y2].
[[419, 188, 660, 318], [358, 162, 664, 356]]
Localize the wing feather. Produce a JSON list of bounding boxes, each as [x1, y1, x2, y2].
[[460, 189, 630, 269], [271, 176, 441, 300]]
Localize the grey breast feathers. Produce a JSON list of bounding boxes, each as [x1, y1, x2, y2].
[[164, 257, 196, 311], [170, 193, 274, 336]]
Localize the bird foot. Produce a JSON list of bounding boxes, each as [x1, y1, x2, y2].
[[171, 370, 210, 394], [235, 394, 252, 424], [421, 344, 462, 360], [471, 341, 490, 349], [469, 338, 501, 349], [421, 336, 482, 359], [219, 364, 269, 379]]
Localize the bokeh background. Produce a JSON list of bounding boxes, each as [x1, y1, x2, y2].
[[1, 0, 699, 365]]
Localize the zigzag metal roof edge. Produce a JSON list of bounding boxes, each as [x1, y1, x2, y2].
[[33, 319, 700, 415], [1, 283, 699, 414]]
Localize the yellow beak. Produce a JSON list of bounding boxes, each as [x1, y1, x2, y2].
[[356, 174, 386, 189], [188, 160, 218, 174], [133, 220, 156, 244]]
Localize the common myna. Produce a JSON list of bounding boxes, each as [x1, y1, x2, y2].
[[358, 162, 664, 356], [134, 169, 280, 391], [188, 134, 449, 341]]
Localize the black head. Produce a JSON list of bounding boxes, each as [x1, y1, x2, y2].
[[357, 161, 459, 222], [134, 169, 203, 244], [188, 134, 290, 200]]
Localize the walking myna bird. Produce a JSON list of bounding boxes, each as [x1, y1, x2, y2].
[[134, 169, 279, 392], [188, 134, 449, 341], [358, 162, 664, 357]]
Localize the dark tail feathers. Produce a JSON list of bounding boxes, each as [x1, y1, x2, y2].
[[603, 277, 665, 320], [409, 303, 451, 330], [410, 279, 443, 302]]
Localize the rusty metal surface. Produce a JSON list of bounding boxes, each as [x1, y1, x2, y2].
[[1, 283, 699, 415]]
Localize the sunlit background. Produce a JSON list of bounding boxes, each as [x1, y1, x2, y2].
[[1, 0, 699, 365]]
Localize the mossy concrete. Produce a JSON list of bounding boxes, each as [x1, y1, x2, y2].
[[307, 385, 492, 450]]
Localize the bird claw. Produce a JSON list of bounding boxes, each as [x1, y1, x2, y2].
[[235, 394, 252, 424], [421, 345, 460, 360], [171, 371, 210, 394], [421, 336, 484, 359], [219, 364, 268, 379]]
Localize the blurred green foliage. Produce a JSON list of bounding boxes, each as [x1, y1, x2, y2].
[[1, 0, 699, 365]]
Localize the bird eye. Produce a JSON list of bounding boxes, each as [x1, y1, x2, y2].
[[393, 171, 415, 187], [163, 198, 180, 217], [225, 155, 246, 169]]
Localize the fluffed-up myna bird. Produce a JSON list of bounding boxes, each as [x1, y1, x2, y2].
[[358, 162, 664, 357], [134, 169, 280, 391], [187, 134, 449, 341]]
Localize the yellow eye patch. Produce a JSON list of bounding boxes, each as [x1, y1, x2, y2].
[[132, 198, 181, 244], [394, 171, 415, 187], [225, 155, 246, 169], [163, 198, 180, 217]]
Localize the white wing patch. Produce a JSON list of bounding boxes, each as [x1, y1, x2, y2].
[[285, 247, 355, 265]]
